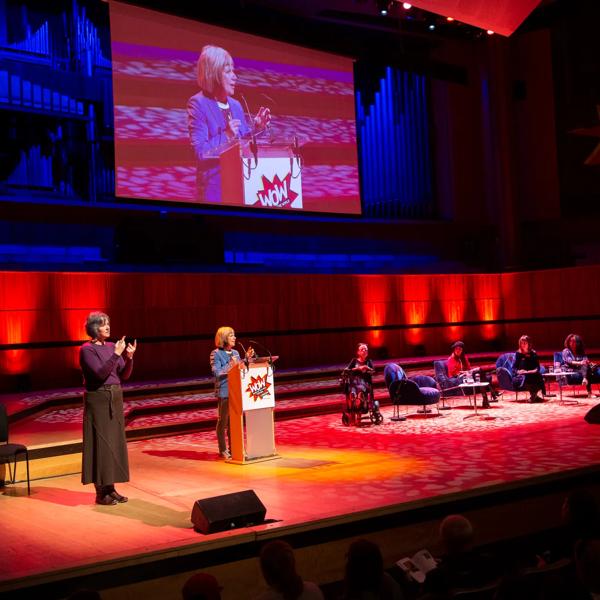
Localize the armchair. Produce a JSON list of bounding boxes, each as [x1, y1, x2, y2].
[[384, 364, 441, 420]]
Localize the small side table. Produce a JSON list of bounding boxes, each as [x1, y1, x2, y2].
[[459, 382, 491, 420], [542, 371, 581, 405]]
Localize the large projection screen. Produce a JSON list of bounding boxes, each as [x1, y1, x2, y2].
[[110, 2, 361, 214]]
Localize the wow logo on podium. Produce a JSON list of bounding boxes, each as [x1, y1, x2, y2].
[[245, 373, 272, 403]]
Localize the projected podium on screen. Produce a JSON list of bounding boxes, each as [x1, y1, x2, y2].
[[110, 2, 360, 215], [219, 138, 305, 209]]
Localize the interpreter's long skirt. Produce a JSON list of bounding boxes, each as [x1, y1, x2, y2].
[[82, 384, 130, 486]]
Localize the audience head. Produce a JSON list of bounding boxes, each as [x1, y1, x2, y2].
[[344, 538, 385, 594], [181, 572, 222, 600], [518, 335, 533, 353], [439, 514, 474, 555], [450, 340, 465, 356], [564, 333, 585, 355], [575, 538, 600, 595], [259, 540, 304, 599], [561, 489, 599, 540]]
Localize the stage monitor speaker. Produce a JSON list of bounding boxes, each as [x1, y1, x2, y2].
[[584, 403, 600, 424], [191, 489, 266, 534]]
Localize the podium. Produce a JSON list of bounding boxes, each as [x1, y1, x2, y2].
[[228, 357, 279, 464], [219, 139, 304, 209]]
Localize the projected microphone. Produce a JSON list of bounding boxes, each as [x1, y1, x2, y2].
[[240, 94, 258, 166], [249, 339, 274, 368]]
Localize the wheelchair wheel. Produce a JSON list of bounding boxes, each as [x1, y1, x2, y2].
[[370, 409, 383, 425]]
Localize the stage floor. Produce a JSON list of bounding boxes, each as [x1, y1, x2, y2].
[[1, 396, 600, 597]]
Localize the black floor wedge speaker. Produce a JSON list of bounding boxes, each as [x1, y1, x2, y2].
[[191, 489, 266, 534], [584, 403, 600, 424]]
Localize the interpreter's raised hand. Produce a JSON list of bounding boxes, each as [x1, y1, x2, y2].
[[125, 340, 137, 359], [115, 336, 127, 356]]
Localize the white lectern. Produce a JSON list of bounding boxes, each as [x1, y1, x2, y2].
[[228, 357, 279, 464]]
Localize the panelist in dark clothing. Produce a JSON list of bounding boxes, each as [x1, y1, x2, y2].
[[562, 333, 599, 397], [512, 334, 546, 403], [80, 311, 137, 505]]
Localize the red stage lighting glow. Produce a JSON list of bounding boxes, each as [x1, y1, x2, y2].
[[438, 276, 467, 342], [474, 275, 501, 340], [402, 277, 431, 345], [358, 276, 389, 348]]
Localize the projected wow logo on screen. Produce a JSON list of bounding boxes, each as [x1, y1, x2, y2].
[[249, 172, 300, 209]]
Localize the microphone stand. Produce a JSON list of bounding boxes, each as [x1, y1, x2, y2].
[[237, 342, 250, 369], [249, 339, 274, 372], [240, 94, 258, 169]]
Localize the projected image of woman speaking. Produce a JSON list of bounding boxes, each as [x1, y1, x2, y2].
[[187, 45, 271, 202]]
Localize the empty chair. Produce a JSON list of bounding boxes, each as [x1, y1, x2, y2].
[[0, 404, 31, 495], [384, 363, 441, 420]]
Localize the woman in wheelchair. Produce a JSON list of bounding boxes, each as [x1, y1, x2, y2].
[[341, 343, 383, 426]]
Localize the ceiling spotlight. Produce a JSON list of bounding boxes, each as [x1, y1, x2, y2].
[[428, 23, 436, 31], [486, 29, 494, 35], [402, 2, 412, 8], [376, 0, 392, 15], [446, 16, 454, 22]]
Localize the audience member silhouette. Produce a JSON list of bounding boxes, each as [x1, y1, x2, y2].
[[424, 514, 498, 596], [256, 540, 324, 600], [342, 538, 403, 599], [575, 538, 600, 599], [181, 572, 222, 600]]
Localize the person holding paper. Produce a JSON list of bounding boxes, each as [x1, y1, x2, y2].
[[187, 45, 271, 202]]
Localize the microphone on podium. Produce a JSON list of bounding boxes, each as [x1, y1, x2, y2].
[[249, 339, 274, 368], [237, 341, 250, 368]]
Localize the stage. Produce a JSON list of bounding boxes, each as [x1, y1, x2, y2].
[[2, 390, 600, 600]]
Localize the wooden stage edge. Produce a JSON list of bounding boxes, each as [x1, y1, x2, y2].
[[2, 464, 599, 600]]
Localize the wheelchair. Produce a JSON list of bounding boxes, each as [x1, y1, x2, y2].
[[340, 368, 383, 426]]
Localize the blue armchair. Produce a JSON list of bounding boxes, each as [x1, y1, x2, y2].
[[495, 352, 546, 402], [384, 363, 441, 420], [433, 360, 464, 408]]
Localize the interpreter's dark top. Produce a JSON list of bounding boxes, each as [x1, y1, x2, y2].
[[80, 341, 133, 390]]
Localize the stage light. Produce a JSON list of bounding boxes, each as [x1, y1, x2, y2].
[[428, 23, 436, 31], [402, 2, 412, 9], [446, 16, 454, 22], [376, 0, 392, 15], [487, 29, 495, 35]]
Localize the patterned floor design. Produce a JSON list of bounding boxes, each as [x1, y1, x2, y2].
[[1, 394, 599, 590]]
